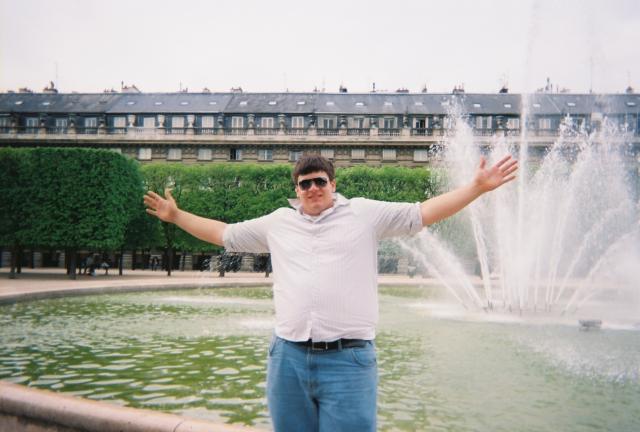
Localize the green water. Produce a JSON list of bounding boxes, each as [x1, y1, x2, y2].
[[1, 286, 639, 431]]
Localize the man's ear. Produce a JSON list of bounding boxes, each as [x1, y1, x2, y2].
[[330, 180, 336, 192]]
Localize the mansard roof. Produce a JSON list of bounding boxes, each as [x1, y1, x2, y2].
[[0, 91, 638, 116], [0, 93, 120, 113]]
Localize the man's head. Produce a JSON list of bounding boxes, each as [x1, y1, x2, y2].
[[292, 155, 336, 216]]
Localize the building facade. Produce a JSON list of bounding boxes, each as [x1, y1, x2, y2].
[[1, 91, 639, 166]]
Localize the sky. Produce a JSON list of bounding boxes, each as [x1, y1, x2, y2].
[[1, 0, 639, 94]]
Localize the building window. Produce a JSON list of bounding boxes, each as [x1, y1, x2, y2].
[[231, 116, 244, 128], [201, 116, 214, 128], [261, 117, 274, 128], [291, 116, 304, 128], [383, 118, 395, 129], [138, 148, 152, 160], [167, 148, 182, 161], [289, 150, 303, 162], [382, 149, 396, 161], [26, 117, 39, 132], [85, 117, 97, 128], [320, 148, 334, 159], [351, 149, 365, 160], [414, 149, 429, 162], [258, 149, 273, 161], [539, 118, 552, 129], [475, 116, 483, 129], [230, 148, 242, 161], [113, 116, 126, 128], [352, 117, 365, 128], [197, 148, 213, 161], [143, 117, 155, 128], [507, 118, 520, 129], [171, 116, 184, 128], [55, 118, 68, 128], [322, 118, 336, 129], [0, 117, 10, 128], [486, 116, 492, 129]]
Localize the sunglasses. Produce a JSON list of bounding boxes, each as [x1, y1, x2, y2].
[[297, 177, 329, 191]]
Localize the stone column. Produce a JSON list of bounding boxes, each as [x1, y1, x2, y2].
[[33, 251, 43, 268], [240, 255, 254, 272], [122, 252, 133, 270]]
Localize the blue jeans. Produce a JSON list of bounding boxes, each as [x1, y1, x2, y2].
[[267, 336, 378, 432]]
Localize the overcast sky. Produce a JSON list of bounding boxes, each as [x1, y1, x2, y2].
[[1, 0, 638, 94]]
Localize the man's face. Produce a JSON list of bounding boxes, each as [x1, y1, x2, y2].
[[295, 170, 336, 216]]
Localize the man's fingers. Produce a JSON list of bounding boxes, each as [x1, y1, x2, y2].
[[502, 175, 517, 184], [478, 156, 487, 170], [164, 188, 176, 203], [500, 159, 518, 173], [503, 165, 518, 177], [145, 208, 157, 216], [495, 155, 513, 168]]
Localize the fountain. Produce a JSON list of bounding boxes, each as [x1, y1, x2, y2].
[[402, 99, 640, 329]]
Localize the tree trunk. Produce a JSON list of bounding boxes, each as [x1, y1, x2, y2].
[[68, 249, 77, 280], [119, 248, 124, 276], [16, 247, 22, 274], [166, 247, 172, 277], [9, 244, 17, 279]]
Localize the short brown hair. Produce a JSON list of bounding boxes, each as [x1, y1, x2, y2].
[[292, 155, 335, 183]]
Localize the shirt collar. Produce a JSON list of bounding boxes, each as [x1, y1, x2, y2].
[[287, 192, 350, 217]]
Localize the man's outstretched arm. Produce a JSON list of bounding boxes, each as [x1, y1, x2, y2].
[[144, 189, 227, 246], [420, 155, 518, 226]]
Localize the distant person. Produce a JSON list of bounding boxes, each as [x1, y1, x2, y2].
[[144, 154, 517, 432]]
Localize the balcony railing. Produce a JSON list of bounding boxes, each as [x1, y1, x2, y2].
[[286, 128, 307, 136], [411, 128, 433, 136], [378, 128, 400, 136], [195, 127, 221, 135], [107, 127, 127, 135], [255, 128, 279, 135], [165, 128, 186, 135], [76, 127, 98, 134], [472, 129, 495, 136], [347, 128, 369, 136], [46, 127, 68, 134], [225, 128, 248, 136], [317, 128, 340, 136]]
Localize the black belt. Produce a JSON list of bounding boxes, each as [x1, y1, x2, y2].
[[291, 338, 368, 351]]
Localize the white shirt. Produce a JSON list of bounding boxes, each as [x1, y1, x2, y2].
[[222, 193, 423, 342]]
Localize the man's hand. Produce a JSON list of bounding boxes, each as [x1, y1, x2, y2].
[[420, 154, 518, 226], [473, 155, 518, 193], [144, 188, 179, 223]]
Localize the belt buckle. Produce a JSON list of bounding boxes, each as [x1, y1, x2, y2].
[[311, 341, 330, 351]]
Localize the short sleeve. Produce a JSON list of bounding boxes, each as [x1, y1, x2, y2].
[[222, 212, 274, 253], [352, 198, 423, 239]]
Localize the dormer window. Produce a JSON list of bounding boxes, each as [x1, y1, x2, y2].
[[126, 101, 135, 106], [15, 101, 23, 105], [326, 101, 335, 106], [355, 102, 365, 107], [209, 101, 217, 105], [268, 101, 277, 105], [414, 101, 423, 106], [180, 101, 189, 106], [154, 101, 163, 106], [533, 103, 541, 108], [627, 101, 637, 107], [42, 101, 51, 106], [297, 101, 305, 105], [567, 102, 576, 107], [503, 103, 512, 108], [473, 103, 481, 108], [239, 101, 248, 106], [384, 102, 392, 106]]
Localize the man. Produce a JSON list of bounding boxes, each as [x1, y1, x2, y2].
[[143, 154, 517, 432]]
